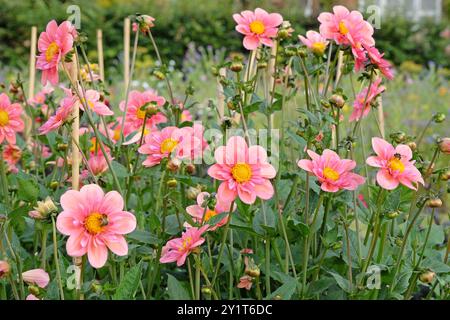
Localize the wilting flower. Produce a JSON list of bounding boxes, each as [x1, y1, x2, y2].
[[318, 5, 374, 49], [56, 184, 137, 268], [233, 8, 283, 50], [186, 192, 236, 230], [299, 31, 329, 56], [39, 88, 75, 134], [160, 225, 209, 266], [119, 90, 166, 132], [366, 137, 424, 190], [349, 78, 385, 122], [237, 275, 253, 290], [28, 197, 58, 220], [298, 149, 365, 192], [76, 90, 113, 116], [0, 260, 10, 278], [3, 144, 22, 173], [207, 136, 276, 205], [366, 46, 394, 80], [134, 15, 156, 33], [0, 93, 24, 145], [438, 138, 450, 154], [36, 20, 76, 85], [138, 126, 202, 167], [22, 269, 50, 288]]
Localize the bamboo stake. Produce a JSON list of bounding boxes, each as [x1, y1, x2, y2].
[[96, 29, 105, 82], [25, 26, 37, 145], [378, 96, 385, 138], [123, 18, 131, 93], [67, 55, 83, 299], [216, 67, 226, 122]]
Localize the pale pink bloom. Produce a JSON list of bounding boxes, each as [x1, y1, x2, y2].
[[86, 154, 109, 176], [298, 31, 329, 55], [233, 8, 283, 50], [318, 6, 374, 48], [298, 149, 365, 193], [119, 90, 166, 132], [36, 20, 75, 85], [349, 78, 385, 122], [0, 260, 10, 278], [160, 225, 209, 266], [237, 275, 253, 290], [77, 90, 113, 116], [39, 88, 75, 134], [22, 269, 50, 288], [186, 192, 236, 230], [56, 184, 137, 268], [0, 93, 24, 145], [207, 136, 276, 205], [26, 294, 40, 300], [138, 126, 200, 167], [366, 137, 424, 190], [366, 46, 394, 80]]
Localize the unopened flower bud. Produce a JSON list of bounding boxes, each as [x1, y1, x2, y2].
[[438, 138, 450, 154], [297, 47, 307, 58], [386, 210, 400, 219], [278, 29, 290, 39], [166, 158, 181, 173], [285, 47, 297, 57], [426, 198, 443, 208], [166, 179, 178, 188], [186, 186, 201, 200], [390, 131, 406, 143], [185, 164, 196, 175], [143, 102, 159, 116], [330, 94, 346, 108], [226, 101, 236, 111], [221, 116, 233, 130], [28, 285, 40, 296], [29, 197, 58, 220], [211, 66, 219, 77], [0, 260, 10, 278], [9, 82, 20, 95], [432, 113, 446, 123], [407, 141, 417, 151], [320, 99, 331, 109], [441, 170, 450, 181], [230, 61, 243, 73], [331, 241, 342, 250], [201, 286, 212, 295], [419, 270, 436, 284], [257, 61, 268, 69], [50, 181, 59, 190], [57, 143, 68, 152], [244, 257, 260, 278], [153, 71, 165, 80]]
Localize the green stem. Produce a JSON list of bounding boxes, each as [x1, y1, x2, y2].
[[51, 216, 65, 300], [0, 147, 9, 204]]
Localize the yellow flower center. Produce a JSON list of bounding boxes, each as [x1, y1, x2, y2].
[[204, 209, 217, 222], [250, 20, 265, 35], [339, 21, 349, 35], [0, 110, 9, 126], [45, 42, 60, 62], [136, 107, 146, 119], [89, 137, 98, 153], [388, 158, 405, 173], [160, 138, 178, 154], [323, 167, 340, 181], [231, 163, 252, 183], [178, 236, 192, 252], [84, 212, 108, 234], [113, 128, 121, 141], [311, 42, 326, 55]]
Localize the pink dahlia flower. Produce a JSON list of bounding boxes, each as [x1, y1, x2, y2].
[[298, 31, 329, 56], [186, 192, 236, 230], [298, 149, 365, 192], [160, 225, 209, 266], [0, 93, 24, 145], [233, 8, 283, 50], [366, 137, 424, 190], [36, 20, 75, 85], [29, 85, 54, 116], [22, 269, 50, 288], [207, 136, 276, 205], [0, 260, 10, 278], [87, 154, 110, 176], [366, 46, 394, 80], [318, 6, 374, 48], [77, 89, 113, 116], [119, 90, 166, 132], [56, 184, 137, 268], [39, 88, 75, 134], [349, 78, 385, 122]]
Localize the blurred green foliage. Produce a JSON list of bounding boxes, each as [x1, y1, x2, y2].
[[0, 0, 448, 73]]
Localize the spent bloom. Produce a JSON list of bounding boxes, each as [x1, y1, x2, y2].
[[0, 93, 24, 145], [134, 15, 156, 33], [160, 225, 209, 266], [298, 149, 365, 192], [349, 77, 385, 122], [28, 197, 58, 220], [237, 275, 253, 290], [22, 269, 50, 288], [36, 20, 76, 85], [186, 192, 236, 230], [207, 136, 276, 205], [233, 8, 283, 50], [366, 137, 424, 190], [299, 31, 329, 56], [56, 184, 136, 268]]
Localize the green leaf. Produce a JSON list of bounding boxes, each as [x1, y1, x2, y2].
[[112, 262, 142, 300], [267, 279, 297, 300], [206, 212, 228, 227], [128, 230, 159, 245], [167, 274, 191, 300], [328, 271, 351, 293], [110, 161, 129, 178], [17, 177, 39, 202]]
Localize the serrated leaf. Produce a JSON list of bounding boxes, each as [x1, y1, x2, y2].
[[17, 177, 39, 202], [112, 262, 142, 300]]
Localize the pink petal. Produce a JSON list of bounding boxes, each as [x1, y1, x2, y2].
[[87, 238, 108, 268], [376, 169, 399, 190], [103, 235, 128, 256]]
